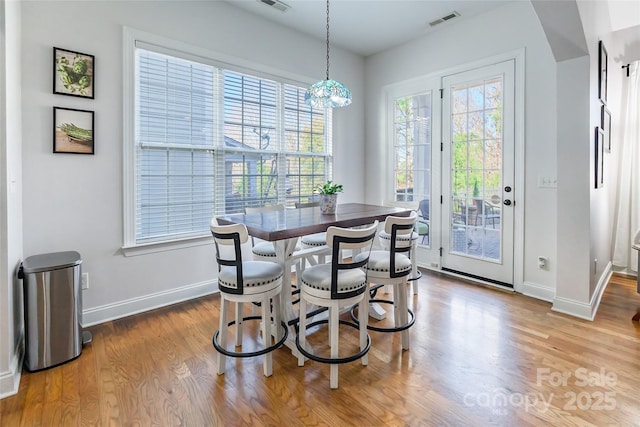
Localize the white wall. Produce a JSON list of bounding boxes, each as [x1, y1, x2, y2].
[[364, 1, 558, 295], [20, 0, 365, 325], [0, 0, 24, 398], [554, 56, 591, 311]]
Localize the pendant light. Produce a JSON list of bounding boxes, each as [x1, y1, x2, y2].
[[305, 0, 352, 108]]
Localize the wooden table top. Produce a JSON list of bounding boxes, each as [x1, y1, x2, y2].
[[216, 203, 411, 241]]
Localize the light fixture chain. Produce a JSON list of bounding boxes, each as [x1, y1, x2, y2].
[[326, 0, 330, 80]]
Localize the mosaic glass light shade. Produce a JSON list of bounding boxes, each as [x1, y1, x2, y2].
[[305, 79, 352, 108]]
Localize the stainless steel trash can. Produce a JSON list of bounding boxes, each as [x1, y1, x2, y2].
[[21, 251, 84, 371]]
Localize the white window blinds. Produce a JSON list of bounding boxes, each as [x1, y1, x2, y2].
[[135, 49, 216, 243]]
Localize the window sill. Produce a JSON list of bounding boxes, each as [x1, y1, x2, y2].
[[122, 235, 212, 257]]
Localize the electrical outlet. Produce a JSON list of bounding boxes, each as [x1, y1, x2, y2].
[[537, 256, 547, 269], [82, 272, 89, 290]]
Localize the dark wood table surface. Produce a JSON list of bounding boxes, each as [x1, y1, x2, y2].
[[216, 203, 411, 241]]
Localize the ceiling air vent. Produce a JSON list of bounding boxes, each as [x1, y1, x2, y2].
[[429, 11, 460, 27], [256, 0, 290, 12]]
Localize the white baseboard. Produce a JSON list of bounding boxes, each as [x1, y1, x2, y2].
[[522, 281, 555, 302], [552, 296, 594, 320], [0, 334, 23, 399], [82, 280, 219, 327], [552, 261, 612, 321], [611, 265, 636, 277]]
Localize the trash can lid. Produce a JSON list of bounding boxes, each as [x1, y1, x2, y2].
[[22, 251, 82, 273]]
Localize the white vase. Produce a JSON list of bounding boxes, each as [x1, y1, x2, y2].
[[320, 194, 338, 214]]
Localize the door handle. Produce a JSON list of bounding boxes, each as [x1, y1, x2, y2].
[[503, 199, 512, 206]]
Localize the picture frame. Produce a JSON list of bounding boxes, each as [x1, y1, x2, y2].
[[53, 47, 95, 99], [53, 107, 95, 155], [601, 104, 611, 151], [594, 126, 604, 189], [598, 40, 607, 104]]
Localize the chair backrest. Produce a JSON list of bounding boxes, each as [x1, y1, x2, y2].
[[382, 200, 419, 210], [484, 200, 500, 215], [244, 204, 285, 214], [419, 198, 429, 220], [210, 221, 249, 247], [383, 211, 417, 278], [295, 201, 319, 208], [326, 221, 379, 300], [383, 210, 417, 237], [243, 204, 284, 246], [210, 221, 250, 294]]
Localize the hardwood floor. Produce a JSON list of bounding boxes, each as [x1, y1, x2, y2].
[[2, 271, 640, 426]]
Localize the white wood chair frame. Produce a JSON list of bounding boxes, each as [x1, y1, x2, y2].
[[295, 222, 378, 389]]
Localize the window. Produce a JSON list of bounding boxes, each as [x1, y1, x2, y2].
[[125, 34, 332, 248], [392, 95, 432, 200]]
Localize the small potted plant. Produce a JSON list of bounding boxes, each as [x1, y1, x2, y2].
[[315, 180, 343, 214]]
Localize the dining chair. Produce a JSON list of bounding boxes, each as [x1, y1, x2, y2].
[[353, 212, 417, 351], [296, 221, 379, 389], [210, 219, 288, 377], [453, 198, 472, 225], [417, 198, 430, 245], [474, 199, 501, 228], [378, 209, 422, 295], [294, 201, 330, 265]]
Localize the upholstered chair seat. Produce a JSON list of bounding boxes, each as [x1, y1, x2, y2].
[[300, 231, 328, 248], [217, 261, 283, 295], [300, 263, 368, 299], [251, 241, 301, 258], [378, 229, 420, 294], [358, 250, 412, 279]]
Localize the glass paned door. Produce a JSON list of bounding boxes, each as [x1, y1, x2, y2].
[[442, 60, 515, 285]]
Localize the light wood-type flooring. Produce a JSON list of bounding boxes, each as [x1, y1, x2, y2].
[[2, 271, 640, 426]]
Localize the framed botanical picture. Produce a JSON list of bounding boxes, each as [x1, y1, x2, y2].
[[53, 107, 94, 154], [53, 47, 95, 99], [598, 41, 607, 104], [594, 126, 604, 189], [601, 104, 611, 151]]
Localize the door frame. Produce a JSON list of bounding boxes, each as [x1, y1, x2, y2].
[[383, 49, 525, 293]]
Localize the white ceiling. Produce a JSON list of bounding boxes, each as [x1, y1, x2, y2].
[[223, 0, 513, 56], [608, 0, 640, 32]]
